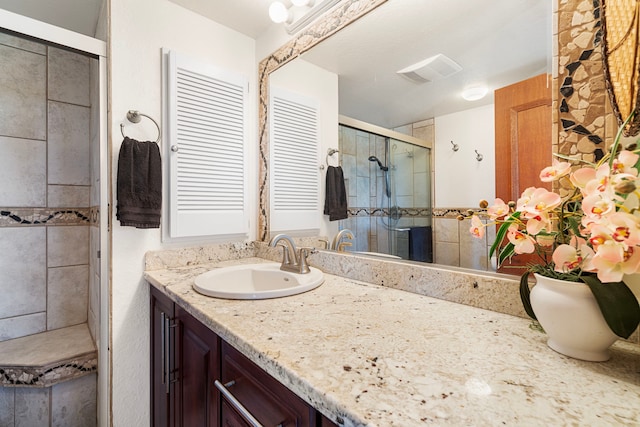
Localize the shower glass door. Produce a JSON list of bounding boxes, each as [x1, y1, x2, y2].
[[338, 124, 432, 262], [386, 138, 432, 261]]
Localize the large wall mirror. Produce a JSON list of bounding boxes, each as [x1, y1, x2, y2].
[[259, 0, 564, 276]]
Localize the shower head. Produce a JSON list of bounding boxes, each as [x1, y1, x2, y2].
[[368, 155, 388, 171]]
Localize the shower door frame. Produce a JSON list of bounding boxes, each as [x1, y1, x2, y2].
[[0, 9, 111, 427]]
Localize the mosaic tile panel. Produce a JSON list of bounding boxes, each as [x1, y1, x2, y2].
[[557, 0, 612, 165]]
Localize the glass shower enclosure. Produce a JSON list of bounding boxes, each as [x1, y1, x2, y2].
[[338, 123, 432, 262]]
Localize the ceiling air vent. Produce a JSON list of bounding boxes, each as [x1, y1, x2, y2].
[[397, 53, 462, 83]]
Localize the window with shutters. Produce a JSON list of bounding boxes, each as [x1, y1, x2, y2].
[[165, 50, 249, 239], [269, 86, 320, 232]]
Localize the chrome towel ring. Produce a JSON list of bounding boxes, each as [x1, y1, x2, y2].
[[120, 110, 161, 143], [320, 148, 339, 169]]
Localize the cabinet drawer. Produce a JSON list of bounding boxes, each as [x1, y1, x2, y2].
[[221, 342, 314, 427]]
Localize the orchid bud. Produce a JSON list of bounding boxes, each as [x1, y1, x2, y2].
[[614, 180, 636, 194], [508, 201, 516, 208], [457, 215, 465, 221], [479, 200, 489, 209]]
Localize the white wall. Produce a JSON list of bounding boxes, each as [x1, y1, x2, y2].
[[434, 104, 495, 207], [269, 59, 339, 239], [109, 1, 256, 424]]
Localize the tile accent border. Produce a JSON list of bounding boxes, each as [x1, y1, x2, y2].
[[348, 207, 431, 218], [0, 355, 97, 388], [0, 208, 91, 227], [257, 0, 388, 241]]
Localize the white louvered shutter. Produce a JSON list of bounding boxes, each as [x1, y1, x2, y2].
[[167, 51, 248, 238], [269, 86, 320, 232]]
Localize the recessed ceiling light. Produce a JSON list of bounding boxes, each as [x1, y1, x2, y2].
[[461, 85, 488, 101]]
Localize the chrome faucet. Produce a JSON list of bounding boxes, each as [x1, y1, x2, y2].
[[331, 229, 354, 251], [268, 234, 316, 274]]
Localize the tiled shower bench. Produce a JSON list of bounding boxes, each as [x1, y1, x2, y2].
[[0, 324, 97, 426]]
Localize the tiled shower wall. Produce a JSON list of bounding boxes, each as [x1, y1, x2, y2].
[[0, 33, 95, 342]]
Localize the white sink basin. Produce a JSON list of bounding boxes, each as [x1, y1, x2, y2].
[[193, 263, 324, 300]]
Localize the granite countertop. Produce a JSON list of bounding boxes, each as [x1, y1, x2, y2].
[[145, 257, 640, 426]]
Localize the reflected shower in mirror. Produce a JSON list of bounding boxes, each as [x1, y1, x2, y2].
[[337, 122, 433, 262]]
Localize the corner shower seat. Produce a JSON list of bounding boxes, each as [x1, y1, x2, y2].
[[0, 323, 97, 387]]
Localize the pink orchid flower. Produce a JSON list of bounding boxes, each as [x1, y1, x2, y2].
[[507, 224, 535, 254], [487, 198, 510, 220], [525, 213, 552, 235], [612, 150, 639, 176], [582, 193, 616, 220], [590, 240, 640, 282], [517, 187, 562, 219], [539, 159, 571, 182], [584, 164, 612, 195], [588, 212, 640, 247], [469, 215, 485, 239], [552, 242, 595, 273], [570, 167, 597, 192]]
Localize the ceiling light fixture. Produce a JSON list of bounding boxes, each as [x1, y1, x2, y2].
[[269, 1, 293, 24], [461, 85, 489, 101], [269, 0, 339, 34]]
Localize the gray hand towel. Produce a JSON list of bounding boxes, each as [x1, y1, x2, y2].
[[116, 137, 162, 228], [324, 166, 348, 221]]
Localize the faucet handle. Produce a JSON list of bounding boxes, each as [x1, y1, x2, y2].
[[276, 243, 291, 265], [317, 238, 329, 249], [337, 242, 352, 252], [297, 247, 317, 274]]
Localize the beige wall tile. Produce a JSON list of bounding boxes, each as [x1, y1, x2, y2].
[[51, 373, 96, 427], [0, 33, 46, 54], [0, 312, 46, 342], [0, 228, 46, 319], [47, 101, 91, 186], [48, 46, 91, 107], [47, 265, 89, 330], [15, 387, 49, 427], [0, 44, 46, 140], [0, 383, 15, 426], [0, 137, 46, 206], [434, 217, 459, 243], [47, 226, 89, 267], [434, 242, 460, 266], [48, 185, 90, 208]]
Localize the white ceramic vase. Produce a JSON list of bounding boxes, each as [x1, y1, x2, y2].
[[530, 273, 618, 362]]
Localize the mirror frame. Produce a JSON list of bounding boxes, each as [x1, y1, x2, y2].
[[257, 0, 388, 241], [258, 0, 613, 269]]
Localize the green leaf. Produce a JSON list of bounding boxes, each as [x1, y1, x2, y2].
[[498, 243, 515, 265], [580, 275, 640, 339], [519, 272, 537, 320], [489, 212, 521, 263]]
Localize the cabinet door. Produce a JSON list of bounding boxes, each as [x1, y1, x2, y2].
[[151, 287, 176, 427], [221, 342, 315, 427], [176, 306, 220, 427]]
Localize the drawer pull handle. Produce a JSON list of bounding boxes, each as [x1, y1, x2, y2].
[[215, 379, 264, 427]]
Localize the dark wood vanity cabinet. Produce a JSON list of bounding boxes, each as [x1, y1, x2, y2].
[[219, 342, 315, 426], [150, 287, 338, 427], [151, 287, 219, 427]]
